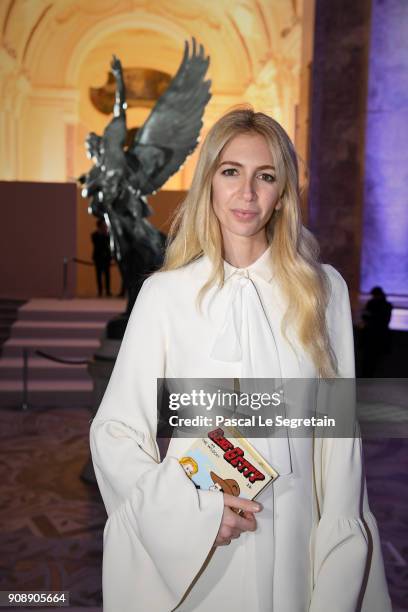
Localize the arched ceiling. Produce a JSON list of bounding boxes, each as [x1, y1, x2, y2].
[[0, 0, 305, 184], [1, 0, 302, 93]]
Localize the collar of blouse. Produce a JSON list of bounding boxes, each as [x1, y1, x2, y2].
[[222, 245, 275, 285]]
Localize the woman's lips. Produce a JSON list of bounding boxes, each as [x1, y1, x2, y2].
[[231, 209, 258, 220]]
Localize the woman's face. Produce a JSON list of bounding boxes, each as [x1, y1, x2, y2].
[[211, 132, 281, 242]]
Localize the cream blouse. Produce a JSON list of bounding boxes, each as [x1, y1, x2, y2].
[[90, 247, 392, 612]]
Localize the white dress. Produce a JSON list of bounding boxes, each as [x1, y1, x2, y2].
[[90, 247, 392, 612]]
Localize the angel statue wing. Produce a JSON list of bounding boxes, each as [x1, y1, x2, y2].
[[126, 37, 211, 195]]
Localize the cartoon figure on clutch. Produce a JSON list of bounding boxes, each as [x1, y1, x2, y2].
[[180, 456, 199, 477], [209, 471, 240, 497]]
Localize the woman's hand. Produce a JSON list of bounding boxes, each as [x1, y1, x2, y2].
[[214, 494, 262, 547]]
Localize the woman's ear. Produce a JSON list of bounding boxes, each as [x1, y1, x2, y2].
[[275, 200, 282, 211]]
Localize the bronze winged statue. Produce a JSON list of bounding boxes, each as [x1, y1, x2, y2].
[[79, 38, 211, 315]]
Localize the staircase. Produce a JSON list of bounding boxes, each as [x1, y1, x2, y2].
[[0, 298, 125, 408]]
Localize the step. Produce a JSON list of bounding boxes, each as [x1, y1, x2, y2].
[[18, 310, 124, 323], [10, 320, 106, 339], [1, 338, 100, 358], [17, 299, 126, 323], [0, 379, 93, 408], [0, 357, 90, 381]]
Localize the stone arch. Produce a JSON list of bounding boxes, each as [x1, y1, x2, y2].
[[0, 0, 304, 183], [65, 12, 189, 86]]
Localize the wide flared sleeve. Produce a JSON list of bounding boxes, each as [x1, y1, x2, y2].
[[90, 275, 223, 612], [309, 267, 392, 612]]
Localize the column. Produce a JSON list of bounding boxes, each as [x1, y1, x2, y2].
[[361, 0, 408, 295], [308, 0, 372, 303]]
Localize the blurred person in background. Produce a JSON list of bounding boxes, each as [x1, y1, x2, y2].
[[361, 286, 393, 376], [91, 219, 112, 297]]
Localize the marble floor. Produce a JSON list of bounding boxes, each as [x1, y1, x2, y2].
[[0, 407, 105, 608]]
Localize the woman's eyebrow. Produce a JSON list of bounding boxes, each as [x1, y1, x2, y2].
[[218, 161, 242, 167], [218, 161, 275, 170], [256, 164, 276, 171]]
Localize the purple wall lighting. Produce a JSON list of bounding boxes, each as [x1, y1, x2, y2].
[[362, 0, 408, 295]]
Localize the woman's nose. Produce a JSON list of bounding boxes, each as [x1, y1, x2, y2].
[[241, 177, 256, 201]]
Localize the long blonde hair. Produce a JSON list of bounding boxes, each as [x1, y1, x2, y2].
[[161, 107, 337, 377]]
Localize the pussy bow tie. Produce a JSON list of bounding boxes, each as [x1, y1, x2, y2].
[[210, 268, 292, 475]]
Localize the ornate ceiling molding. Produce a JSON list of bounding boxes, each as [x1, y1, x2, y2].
[[0, 0, 300, 93], [65, 11, 188, 85]]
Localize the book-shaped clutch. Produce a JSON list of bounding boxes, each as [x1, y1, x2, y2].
[[179, 426, 279, 501]]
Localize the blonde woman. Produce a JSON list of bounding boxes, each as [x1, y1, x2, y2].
[[180, 456, 199, 477], [90, 108, 391, 611]]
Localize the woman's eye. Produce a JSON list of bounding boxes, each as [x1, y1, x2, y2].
[[221, 168, 238, 176], [259, 173, 276, 183]]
